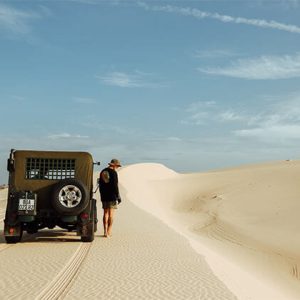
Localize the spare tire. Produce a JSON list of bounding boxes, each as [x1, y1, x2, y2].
[[52, 179, 89, 215]]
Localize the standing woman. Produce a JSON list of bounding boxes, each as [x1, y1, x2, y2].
[[99, 159, 122, 237]]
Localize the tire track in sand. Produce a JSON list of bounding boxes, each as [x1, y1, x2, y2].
[[35, 242, 91, 300]]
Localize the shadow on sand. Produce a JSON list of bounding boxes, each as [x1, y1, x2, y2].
[[0, 229, 81, 244]]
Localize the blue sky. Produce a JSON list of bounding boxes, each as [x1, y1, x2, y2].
[[0, 0, 300, 183]]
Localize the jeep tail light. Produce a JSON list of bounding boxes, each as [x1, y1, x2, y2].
[[9, 228, 14, 234], [80, 213, 89, 219]]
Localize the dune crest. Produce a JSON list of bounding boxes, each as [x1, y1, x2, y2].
[[119, 160, 300, 300]]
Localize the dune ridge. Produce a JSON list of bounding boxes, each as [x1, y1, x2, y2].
[[119, 160, 300, 300]]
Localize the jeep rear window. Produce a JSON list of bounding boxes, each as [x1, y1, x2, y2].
[[26, 158, 75, 180]]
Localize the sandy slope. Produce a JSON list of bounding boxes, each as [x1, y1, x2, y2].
[[0, 183, 236, 299], [65, 191, 237, 300], [119, 161, 300, 300], [1, 160, 299, 299]]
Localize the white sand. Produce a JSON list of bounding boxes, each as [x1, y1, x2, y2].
[[1, 160, 299, 299], [119, 161, 300, 300], [0, 180, 236, 299]]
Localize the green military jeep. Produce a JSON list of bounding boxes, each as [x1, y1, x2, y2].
[[4, 149, 99, 243]]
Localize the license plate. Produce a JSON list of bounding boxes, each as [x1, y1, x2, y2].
[[18, 198, 35, 211]]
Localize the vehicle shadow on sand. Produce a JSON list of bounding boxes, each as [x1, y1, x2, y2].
[[0, 229, 81, 244]]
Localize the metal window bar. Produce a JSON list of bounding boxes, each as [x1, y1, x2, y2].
[[25, 158, 76, 180]]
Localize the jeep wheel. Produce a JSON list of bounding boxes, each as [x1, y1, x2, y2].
[[5, 227, 23, 244], [52, 179, 89, 216], [81, 207, 95, 242]]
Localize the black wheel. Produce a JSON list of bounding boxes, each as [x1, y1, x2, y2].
[[52, 179, 89, 216], [5, 226, 23, 244], [5, 236, 22, 244], [81, 206, 95, 242]]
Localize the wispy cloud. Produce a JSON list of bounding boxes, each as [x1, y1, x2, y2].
[[138, 2, 300, 34], [219, 110, 244, 122], [182, 101, 246, 125], [199, 53, 300, 80], [48, 133, 89, 139], [96, 71, 163, 88], [234, 93, 300, 140], [182, 101, 214, 125], [182, 93, 300, 140], [97, 71, 143, 88], [235, 125, 300, 140], [0, 3, 40, 35]]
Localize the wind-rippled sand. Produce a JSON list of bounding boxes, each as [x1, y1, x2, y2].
[[65, 198, 236, 300], [0, 181, 236, 299], [1, 160, 299, 299], [120, 161, 300, 300]]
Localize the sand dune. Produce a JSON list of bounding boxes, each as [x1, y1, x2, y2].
[[119, 161, 300, 300], [1, 161, 299, 299], [0, 181, 236, 299]]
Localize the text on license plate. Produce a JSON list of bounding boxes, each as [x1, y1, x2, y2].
[[18, 199, 35, 211]]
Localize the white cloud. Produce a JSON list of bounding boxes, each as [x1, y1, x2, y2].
[[199, 53, 300, 79], [183, 101, 246, 125], [183, 101, 216, 125], [138, 2, 300, 34], [48, 133, 89, 139], [182, 93, 300, 144], [272, 96, 300, 122], [234, 93, 300, 141], [96, 71, 164, 88], [235, 125, 300, 140], [220, 110, 244, 121], [0, 4, 40, 35], [97, 71, 143, 87]]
